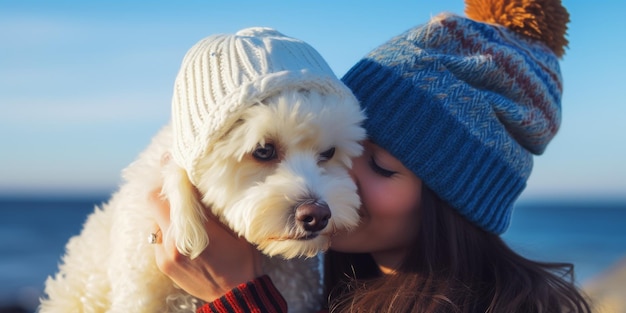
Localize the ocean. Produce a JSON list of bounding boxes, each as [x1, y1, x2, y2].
[[1, 196, 625, 312]]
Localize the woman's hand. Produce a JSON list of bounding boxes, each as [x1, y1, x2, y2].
[[149, 182, 264, 302]]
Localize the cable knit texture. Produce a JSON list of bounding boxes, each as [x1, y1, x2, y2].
[[172, 27, 356, 184]]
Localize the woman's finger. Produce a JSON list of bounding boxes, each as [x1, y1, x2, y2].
[[149, 187, 171, 231]]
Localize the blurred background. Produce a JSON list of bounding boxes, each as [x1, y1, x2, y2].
[[1, 1, 625, 312]]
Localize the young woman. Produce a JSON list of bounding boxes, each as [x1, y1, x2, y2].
[[151, 0, 593, 312]]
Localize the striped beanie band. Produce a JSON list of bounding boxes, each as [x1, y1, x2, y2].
[[170, 27, 357, 184], [342, 0, 570, 234]]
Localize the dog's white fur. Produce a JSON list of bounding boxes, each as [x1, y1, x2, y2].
[[40, 89, 365, 313]]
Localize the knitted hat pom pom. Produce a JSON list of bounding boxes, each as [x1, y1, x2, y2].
[[464, 0, 570, 57]]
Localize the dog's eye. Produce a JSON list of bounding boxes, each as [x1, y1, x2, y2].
[[319, 147, 336, 162], [253, 144, 277, 161]]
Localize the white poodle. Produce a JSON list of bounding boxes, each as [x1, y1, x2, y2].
[[40, 27, 365, 313]]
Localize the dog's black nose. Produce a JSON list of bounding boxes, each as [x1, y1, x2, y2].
[[295, 202, 331, 232]]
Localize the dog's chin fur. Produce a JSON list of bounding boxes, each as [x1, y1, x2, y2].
[[40, 89, 365, 313]]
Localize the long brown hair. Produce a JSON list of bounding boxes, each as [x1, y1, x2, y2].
[[324, 185, 592, 312]]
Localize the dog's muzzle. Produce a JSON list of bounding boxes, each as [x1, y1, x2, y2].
[[294, 200, 331, 232]]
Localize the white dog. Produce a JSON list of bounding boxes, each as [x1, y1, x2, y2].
[[40, 28, 365, 313]]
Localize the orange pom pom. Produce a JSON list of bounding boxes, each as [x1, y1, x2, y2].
[[464, 0, 569, 58]]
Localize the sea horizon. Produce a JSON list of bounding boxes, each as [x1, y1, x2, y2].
[[1, 194, 625, 312]]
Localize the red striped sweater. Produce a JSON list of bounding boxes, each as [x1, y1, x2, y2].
[[196, 275, 328, 313]]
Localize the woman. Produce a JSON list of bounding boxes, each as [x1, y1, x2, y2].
[[152, 0, 593, 312]]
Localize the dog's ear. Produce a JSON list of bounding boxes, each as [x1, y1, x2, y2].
[[160, 161, 208, 259]]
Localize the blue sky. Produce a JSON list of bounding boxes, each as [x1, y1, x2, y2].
[[1, 1, 624, 200]]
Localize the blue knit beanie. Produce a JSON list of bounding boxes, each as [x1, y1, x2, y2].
[[342, 0, 570, 234]]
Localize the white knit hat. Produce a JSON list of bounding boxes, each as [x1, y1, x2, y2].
[[171, 27, 357, 184]]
